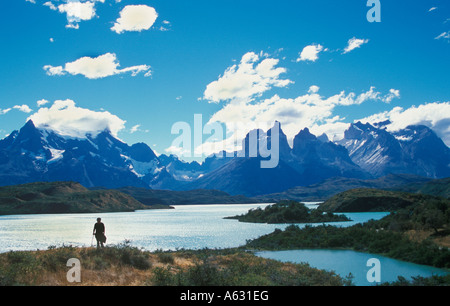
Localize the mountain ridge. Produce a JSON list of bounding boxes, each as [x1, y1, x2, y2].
[[0, 120, 449, 197]]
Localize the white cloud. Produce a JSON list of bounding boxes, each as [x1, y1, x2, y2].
[[0, 108, 11, 115], [345, 86, 400, 105], [343, 37, 369, 54], [1, 104, 33, 115], [58, 1, 96, 23], [13, 105, 33, 113], [203, 52, 293, 104], [308, 85, 320, 94], [43, 1, 57, 10], [200, 85, 401, 155], [297, 44, 324, 62], [27, 99, 126, 138], [383, 89, 401, 103], [130, 124, 142, 134], [37, 99, 50, 107], [429, 7, 438, 12], [435, 31, 450, 41], [43, 65, 65, 76], [165, 145, 191, 157], [43, 53, 152, 79], [111, 5, 158, 34], [199, 50, 403, 155], [358, 102, 450, 146], [43, 0, 106, 28]]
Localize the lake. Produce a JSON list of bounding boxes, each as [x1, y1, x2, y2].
[[256, 249, 449, 286], [0, 203, 386, 253], [2, 203, 446, 285]]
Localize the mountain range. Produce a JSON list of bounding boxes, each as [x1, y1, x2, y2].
[[0, 119, 449, 197]]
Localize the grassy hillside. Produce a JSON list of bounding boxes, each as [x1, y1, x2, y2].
[[0, 181, 161, 215], [0, 244, 349, 286]]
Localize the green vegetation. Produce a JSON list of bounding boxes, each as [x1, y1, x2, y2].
[[394, 177, 450, 199], [367, 194, 450, 234], [246, 188, 450, 270], [0, 181, 169, 215], [379, 275, 450, 286], [246, 224, 450, 269], [225, 200, 351, 224], [0, 244, 349, 286], [150, 249, 350, 286], [318, 188, 450, 213]]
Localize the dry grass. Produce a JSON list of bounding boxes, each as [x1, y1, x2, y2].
[[404, 230, 450, 248], [0, 246, 347, 286], [0, 246, 200, 286]]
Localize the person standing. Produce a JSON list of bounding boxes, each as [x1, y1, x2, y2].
[[93, 218, 106, 248]]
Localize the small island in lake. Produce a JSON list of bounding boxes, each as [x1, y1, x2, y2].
[[224, 200, 351, 224]]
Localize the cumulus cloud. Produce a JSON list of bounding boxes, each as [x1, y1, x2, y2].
[[111, 5, 158, 34], [343, 37, 369, 54], [43, 53, 152, 79], [196, 85, 402, 156], [27, 99, 126, 138], [383, 89, 401, 103], [358, 102, 450, 146], [43, 0, 107, 29], [0, 104, 33, 115], [203, 52, 293, 104], [13, 105, 33, 113], [344, 86, 401, 105], [37, 99, 50, 107], [297, 44, 324, 62]]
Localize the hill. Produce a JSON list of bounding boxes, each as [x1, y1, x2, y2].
[[111, 187, 259, 205], [394, 177, 450, 199], [254, 174, 432, 202], [0, 181, 158, 215], [318, 188, 450, 213]]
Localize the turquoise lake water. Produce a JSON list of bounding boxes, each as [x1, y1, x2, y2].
[[256, 249, 449, 286]]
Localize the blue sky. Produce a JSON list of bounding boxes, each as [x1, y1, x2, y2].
[[0, 0, 449, 161]]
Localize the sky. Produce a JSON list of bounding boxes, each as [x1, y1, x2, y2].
[[0, 0, 449, 162]]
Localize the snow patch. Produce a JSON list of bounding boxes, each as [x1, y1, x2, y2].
[[47, 148, 65, 163]]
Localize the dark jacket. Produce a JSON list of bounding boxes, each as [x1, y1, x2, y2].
[[93, 222, 105, 239]]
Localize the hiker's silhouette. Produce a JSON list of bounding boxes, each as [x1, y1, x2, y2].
[[93, 218, 106, 248]]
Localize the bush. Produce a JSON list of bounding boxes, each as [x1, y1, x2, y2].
[[157, 252, 175, 265]]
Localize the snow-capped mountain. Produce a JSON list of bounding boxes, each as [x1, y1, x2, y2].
[[0, 120, 159, 188], [0, 120, 449, 196], [339, 122, 450, 178], [183, 123, 371, 196]]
